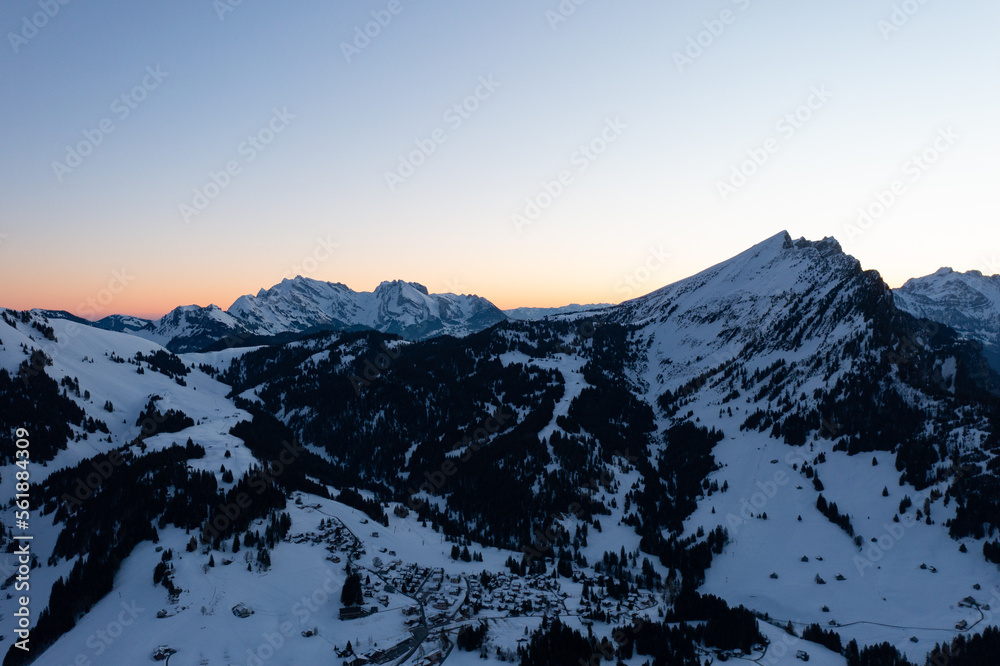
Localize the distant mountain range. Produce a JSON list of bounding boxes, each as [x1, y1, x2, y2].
[[58, 278, 508, 352], [503, 304, 611, 321], [5, 231, 1000, 665], [894, 267, 1000, 370], [27, 258, 1000, 366], [34, 279, 611, 353]]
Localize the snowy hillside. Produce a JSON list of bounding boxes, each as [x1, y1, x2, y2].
[[618, 231, 1000, 662], [92, 313, 157, 334], [3, 232, 1000, 666], [619, 231, 874, 386], [144, 304, 252, 352]]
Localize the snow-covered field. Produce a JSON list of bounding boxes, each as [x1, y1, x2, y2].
[[4, 233, 1000, 665]]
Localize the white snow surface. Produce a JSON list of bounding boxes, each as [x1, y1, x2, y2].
[[894, 266, 1000, 351], [4, 233, 1000, 666], [228, 277, 506, 340]]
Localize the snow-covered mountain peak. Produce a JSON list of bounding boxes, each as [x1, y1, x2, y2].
[[894, 267, 1000, 368], [168, 303, 222, 314], [625, 230, 866, 323], [225, 276, 506, 342], [615, 231, 889, 400], [93, 313, 155, 333], [789, 233, 845, 258], [895, 268, 1000, 317], [6, 232, 1000, 666], [232, 276, 352, 315], [375, 279, 430, 296]]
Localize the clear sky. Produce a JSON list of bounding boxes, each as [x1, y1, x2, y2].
[[1, 0, 997, 318]]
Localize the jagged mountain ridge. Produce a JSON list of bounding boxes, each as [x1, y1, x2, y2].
[[4, 232, 1000, 665], [894, 267, 1000, 370], [616, 232, 878, 382], [56, 277, 510, 352], [230, 277, 507, 341], [224, 230, 1000, 601], [93, 313, 161, 333], [623, 231, 996, 473]]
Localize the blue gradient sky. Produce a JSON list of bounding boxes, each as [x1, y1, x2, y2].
[[1, 0, 998, 318]]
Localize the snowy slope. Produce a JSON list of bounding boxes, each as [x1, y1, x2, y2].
[[229, 277, 507, 340], [143, 304, 252, 352], [53, 304, 255, 353], [894, 267, 1000, 369], [5, 233, 1000, 666], [614, 231, 1000, 662], [0, 313, 266, 660], [92, 313, 157, 334], [0, 315, 249, 458], [0, 313, 666, 666], [690, 426, 1000, 664], [620, 231, 877, 393]]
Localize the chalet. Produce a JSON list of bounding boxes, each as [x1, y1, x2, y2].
[[339, 606, 372, 620]]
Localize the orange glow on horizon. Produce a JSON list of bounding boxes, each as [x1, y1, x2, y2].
[[3, 281, 626, 322]]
